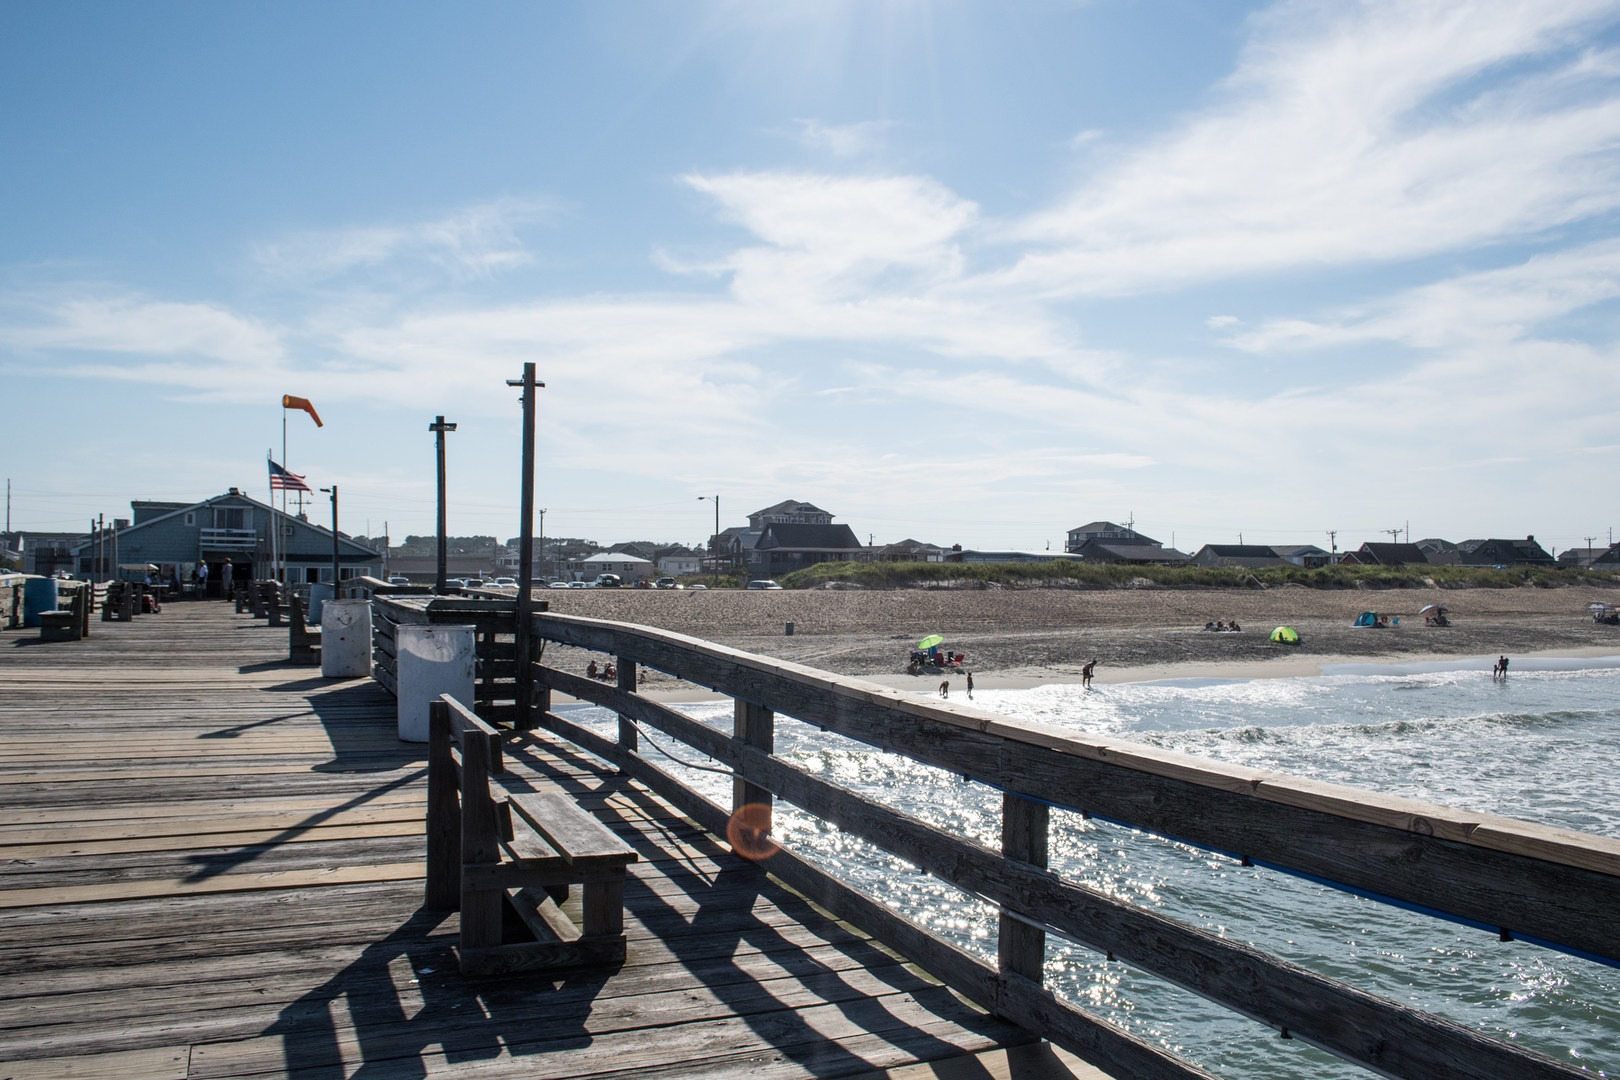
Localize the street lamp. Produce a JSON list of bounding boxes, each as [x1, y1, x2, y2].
[[318, 485, 339, 589], [429, 416, 457, 593], [698, 495, 719, 572]]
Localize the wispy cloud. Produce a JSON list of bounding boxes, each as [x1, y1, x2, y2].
[[253, 196, 556, 283], [998, 0, 1620, 297], [795, 119, 893, 158], [0, 294, 284, 367], [1226, 239, 1620, 353]]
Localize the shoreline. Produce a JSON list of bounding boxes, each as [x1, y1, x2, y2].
[[566, 645, 1620, 706], [535, 585, 1620, 705]]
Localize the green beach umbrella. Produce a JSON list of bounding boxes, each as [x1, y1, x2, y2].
[[917, 634, 945, 650], [1269, 626, 1300, 644]]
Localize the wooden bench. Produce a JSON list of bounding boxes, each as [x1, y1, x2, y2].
[[38, 610, 80, 642], [425, 694, 638, 976], [100, 581, 135, 622], [288, 596, 321, 665]]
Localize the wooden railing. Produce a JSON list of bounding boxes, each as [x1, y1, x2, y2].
[[369, 596, 540, 723], [514, 611, 1615, 1080]]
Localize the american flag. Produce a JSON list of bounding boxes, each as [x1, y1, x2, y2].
[[268, 458, 312, 493]]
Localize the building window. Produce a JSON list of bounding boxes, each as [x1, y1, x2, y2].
[[215, 507, 247, 530], [184, 512, 195, 527]]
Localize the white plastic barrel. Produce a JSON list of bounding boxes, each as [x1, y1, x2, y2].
[[320, 599, 371, 678], [396, 624, 475, 743]]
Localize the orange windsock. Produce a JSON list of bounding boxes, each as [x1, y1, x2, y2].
[[281, 394, 323, 427]]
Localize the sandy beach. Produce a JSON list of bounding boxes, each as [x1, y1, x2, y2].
[[536, 583, 1620, 698]]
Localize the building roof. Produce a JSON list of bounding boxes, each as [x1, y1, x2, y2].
[[755, 523, 862, 551], [1067, 521, 1160, 545], [1198, 544, 1281, 559], [1072, 539, 1189, 564], [1354, 542, 1430, 566], [580, 551, 654, 566], [752, 500, 831, 519]]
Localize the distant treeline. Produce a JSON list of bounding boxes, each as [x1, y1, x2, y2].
[[767, 560, 1620, 591]]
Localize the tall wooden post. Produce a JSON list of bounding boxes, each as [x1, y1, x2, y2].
[[506, 364, 544, 729], [327, 485, 339, 589], [429, 416, 456, 593], [999, 793, 1048, 985]]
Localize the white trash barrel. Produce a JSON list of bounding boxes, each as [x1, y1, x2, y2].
[[396, 624, 475, 743], [320, 599, 372, 678]]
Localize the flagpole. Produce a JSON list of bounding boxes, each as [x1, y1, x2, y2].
[[267, 449, 279, 587], [281, 410, 288, 584]]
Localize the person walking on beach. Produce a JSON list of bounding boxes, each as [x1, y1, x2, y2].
[[1082, 658, 1096, 688], [966, 671, 974, 696], [939, 680, 950, 698], [1494, 655, 1510, 678]]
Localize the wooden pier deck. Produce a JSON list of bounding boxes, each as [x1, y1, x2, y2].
[[0, 601, 1098, 1079]]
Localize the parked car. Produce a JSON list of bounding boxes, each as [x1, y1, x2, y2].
[[567, 580, 589, 589], [593, 574, 622, 588], [547, 580, 571, 589], [387, 575, 410, 586], [686, 584, 706, 590], [746, 579, 783, 590], [654, 577, 677, 589], [493, 577, 517, 588]]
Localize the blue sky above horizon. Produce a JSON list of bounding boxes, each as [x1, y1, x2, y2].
[[5, 0, 1620, 554]]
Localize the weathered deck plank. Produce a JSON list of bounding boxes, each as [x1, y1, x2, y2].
[[0, 600, 1072, 1079]]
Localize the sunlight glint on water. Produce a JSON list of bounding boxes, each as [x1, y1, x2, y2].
[[567, 656, 1620, 1078]]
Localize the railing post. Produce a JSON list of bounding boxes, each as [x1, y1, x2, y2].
[[999, 792, 1048, 985], [734, 699, 774, 812], [424, 698, 460, 911], [616, 658, 638, 759], [458, 722, 504, 953], [527, 633, 549, 731]]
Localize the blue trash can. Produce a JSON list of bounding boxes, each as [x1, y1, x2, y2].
[[22, 577, 59, 628]]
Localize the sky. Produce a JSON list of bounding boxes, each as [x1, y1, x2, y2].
[[4, 0, 1620, 557]]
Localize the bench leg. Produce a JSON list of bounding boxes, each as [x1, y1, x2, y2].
[[581, 874, 626, 938]]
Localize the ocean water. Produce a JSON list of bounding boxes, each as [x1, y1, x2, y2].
[[567, 654, 1620, 1078]]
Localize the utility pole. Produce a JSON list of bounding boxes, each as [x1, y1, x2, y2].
[[1384, 528, 1402, 543], [429, 416, 457, 592], [506, 363, 544, 728], [1326, 530, 1337, 557], [699, 495, 720, 571], [320, 485, 340, 589]]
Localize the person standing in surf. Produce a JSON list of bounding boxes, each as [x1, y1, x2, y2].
[[1082, 658, 1097, 688]]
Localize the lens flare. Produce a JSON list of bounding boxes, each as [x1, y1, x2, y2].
[[727, 802, 780, 861]]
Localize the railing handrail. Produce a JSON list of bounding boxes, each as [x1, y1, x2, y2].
[[516, 609, 1611, 1080], [532, 611, 1620, 888]]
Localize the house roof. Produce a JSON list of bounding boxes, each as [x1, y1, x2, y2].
[[755, 523, 862, 551], [1355, 542, 1430, 565], [1074, 539, 1189, 564], [1198, 544, 1281, 559], [752, 500, 831, 518], [1067, 521, 1159, 545], [580, 552, 654, 566], [1454, 537, 1554, 565]]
